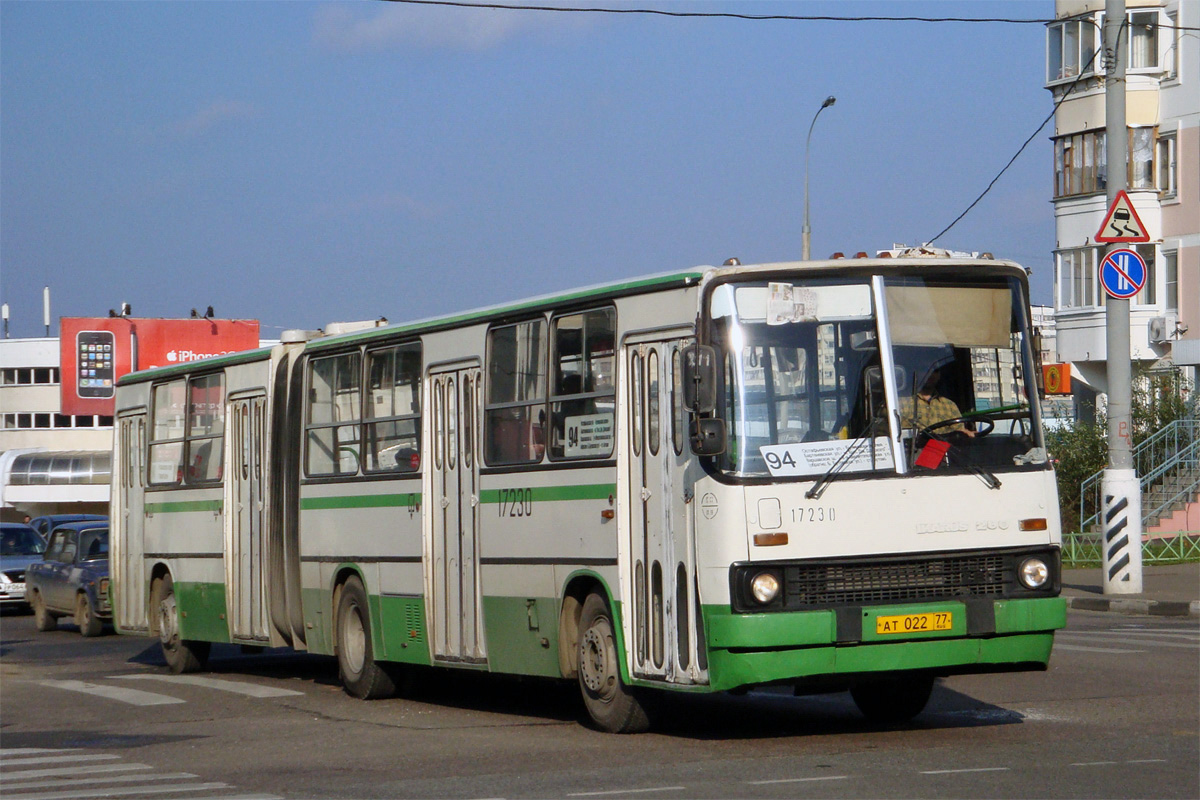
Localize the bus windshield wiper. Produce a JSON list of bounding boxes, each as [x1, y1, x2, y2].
[[805, 417, 886, 500]]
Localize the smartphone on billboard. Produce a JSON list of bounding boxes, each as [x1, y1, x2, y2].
[[76, 331, 116, 398]]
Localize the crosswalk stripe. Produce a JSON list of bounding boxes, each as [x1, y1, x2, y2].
[[109, 674, 303, 697], [1058, 633, 1197, 649], [2, 771, 199, 791], [0, 754, 122, 768], [0, 765, 151, 780], [2, 781, 228, 800], [0, 749, 78, 759], [38, 680, 185, 706], [1053, 643, 1146, 654]]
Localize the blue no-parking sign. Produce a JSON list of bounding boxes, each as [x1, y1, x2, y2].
[[1099, 248, 1147, 300]]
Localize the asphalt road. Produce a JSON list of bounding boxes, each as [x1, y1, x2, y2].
[[1, 608, 1197, 799]]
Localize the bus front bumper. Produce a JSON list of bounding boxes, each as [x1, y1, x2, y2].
[[702, 596, 1067, 692]]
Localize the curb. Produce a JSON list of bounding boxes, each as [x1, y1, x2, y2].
[[1065, 596, 1200, 617]]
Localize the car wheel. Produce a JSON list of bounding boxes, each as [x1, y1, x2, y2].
[[31, 591, 57, 632], [76, 593, 104, 637]]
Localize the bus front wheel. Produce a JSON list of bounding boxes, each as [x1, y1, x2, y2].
[[335, 576, 395, 700], [156, 574, 210, 673], [850, 675, 935, 723], [577, 593, 651, 734]]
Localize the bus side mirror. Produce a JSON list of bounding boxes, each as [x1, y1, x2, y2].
[[682, 345, 719, 414], [690, 417, 726, 456]]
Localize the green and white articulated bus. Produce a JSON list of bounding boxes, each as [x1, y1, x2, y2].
[[111, 253, 1066, 733]]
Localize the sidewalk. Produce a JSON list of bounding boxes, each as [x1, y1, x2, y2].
[[1061, 562, 1200, 617]]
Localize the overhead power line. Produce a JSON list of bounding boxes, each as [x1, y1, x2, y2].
[[382, 0, 1200, 29], [382, 0, 1049, 24]]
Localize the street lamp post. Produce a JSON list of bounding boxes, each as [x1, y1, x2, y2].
[[802, 95, 836, 261]]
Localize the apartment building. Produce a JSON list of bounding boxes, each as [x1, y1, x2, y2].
[[1046, 0, 1199, 405]]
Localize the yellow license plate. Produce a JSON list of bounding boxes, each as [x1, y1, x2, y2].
[[875, 612, 953, 635]]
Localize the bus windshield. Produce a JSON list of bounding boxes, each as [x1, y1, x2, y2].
[[708, 274, 1044, 480]]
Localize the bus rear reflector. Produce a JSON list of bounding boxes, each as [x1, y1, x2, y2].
[[753, 533, 789, 547], [1018, 518, 1048, 531]]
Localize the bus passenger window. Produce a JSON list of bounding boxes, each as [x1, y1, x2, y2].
[[485, 319, 547, 465], [306, 352, 362, 477], [549, 307, 615, 460], [365, 343, 421, 472]]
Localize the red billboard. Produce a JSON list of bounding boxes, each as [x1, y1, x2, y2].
[[60, 317, 260, 416]]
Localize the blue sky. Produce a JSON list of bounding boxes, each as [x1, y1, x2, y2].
[[1, 0, 1056, 339]]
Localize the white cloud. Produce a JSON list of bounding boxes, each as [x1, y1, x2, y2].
[[171, 100, 259, 137], [313, 2, 591, 53]]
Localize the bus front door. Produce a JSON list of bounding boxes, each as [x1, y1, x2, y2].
[[626, 338, 706, 685], [428, 365, 487, 664], [225, 393, 270, 642], [115, 411, 149, 633]]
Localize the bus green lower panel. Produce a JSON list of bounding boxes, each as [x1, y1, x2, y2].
[[481, 596, 561, 678], [175, 582, 230, 644], [378, 594, 432, 666], [702, 597, 1066, 692]]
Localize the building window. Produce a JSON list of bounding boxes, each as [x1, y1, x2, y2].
[[1157, 132, 1177, 198], [1057, 247, 1099, 309], [1047, 16, 1098, 82], [1128, 11, 1159, 70], [1053, 130, 1105, 197], [1130, 128, 1155, 189], [1131, 244, 1156, 307], [485, 318, 547, 465], [1164, 251, 1178, 313]]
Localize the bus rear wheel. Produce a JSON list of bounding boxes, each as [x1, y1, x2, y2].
[[336, 576, 395, 700], [850, 675, 935, 723], [156, 574, 210, 673], [577, 593, 651, 734]]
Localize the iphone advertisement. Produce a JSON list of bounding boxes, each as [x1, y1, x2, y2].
[[60, 317, 260, 415]]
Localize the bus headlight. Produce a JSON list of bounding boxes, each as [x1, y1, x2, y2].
[[1018, 557, 1049, 589], [750, 572, 781, 604]]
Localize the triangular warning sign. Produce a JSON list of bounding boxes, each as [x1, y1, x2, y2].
[[1096, 190, 1151, 243]]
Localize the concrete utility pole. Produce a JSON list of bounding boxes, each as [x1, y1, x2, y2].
[[1101, 0, 1143, 594]]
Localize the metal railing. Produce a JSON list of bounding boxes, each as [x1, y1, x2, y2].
[[1079, 418, 1200, 533], [1069, 418, 1200, 566]]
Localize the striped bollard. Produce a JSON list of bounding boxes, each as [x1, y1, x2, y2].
[[1101, 468, 1143, 594]]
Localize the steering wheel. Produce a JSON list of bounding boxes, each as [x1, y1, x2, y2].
[[919, 415, 995, 440]]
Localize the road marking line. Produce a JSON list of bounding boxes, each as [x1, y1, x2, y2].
[[1062, 632, 1199, 648], [0, 755, 121, 768], [0, 749, 77, 758], [1102, 630, 1199, 639], [920, 767, 1010, 775], [567, 787, 686, 797], [748, 776, 849, 785], [109, 673, 303, 697], [1052, 643, 1146, 654], [38, 680, 184, 706], [1071, 761, 1119, 766], [3, 781, 228, 800], [1126, 759, 1168, 764], [0, 765, 152, 780], [2, 772, 199, 791]]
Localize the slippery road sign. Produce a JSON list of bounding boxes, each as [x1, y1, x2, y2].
[[1100, 248, 1147, 300], [1096, 190, 1150, 243]]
